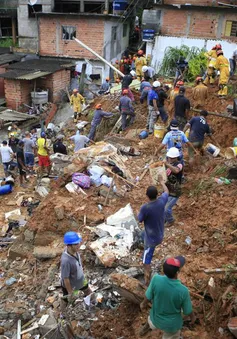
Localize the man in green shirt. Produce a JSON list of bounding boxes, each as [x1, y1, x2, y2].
[[140, 256, 195, 338]]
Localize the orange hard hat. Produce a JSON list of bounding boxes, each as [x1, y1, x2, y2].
[[217, 49, 223, 56], [123, 89, 129, 94], [196, 76, 203, 82], [95, 104, 102, 109], [216, 44, 222, 50], [176, 80, 184, 87], [73, 89, 78, 93], [138, 50, 143, 55], [106, 77, 110, 81]]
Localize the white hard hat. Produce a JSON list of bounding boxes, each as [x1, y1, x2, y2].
[[167, 147, 180, 158], [130, 70, 136, 77], [153, 81, 161, 88], [142, 66, 148, 72], [8, 126, 12, 131]]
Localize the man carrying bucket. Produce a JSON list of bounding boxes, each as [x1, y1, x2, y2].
[[183, 110, 219, 163], [155, 119, 197, 164]]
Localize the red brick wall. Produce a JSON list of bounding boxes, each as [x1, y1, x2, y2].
[[162, 10, 188, 36], [39, 16, 105, 59], [5, 79, 34, 110], [37, 69, 71, 103], [0, 66, 6, 97], [161, 9, 237, 40]]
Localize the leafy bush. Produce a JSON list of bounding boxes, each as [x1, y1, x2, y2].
[[159, 45, 207, 82]]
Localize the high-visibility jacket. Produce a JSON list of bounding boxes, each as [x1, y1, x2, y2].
[[192, 83, 208, 107], [215, 55, 230, 84], [70, 93, 85, 113], [204, 50, 217, 68]]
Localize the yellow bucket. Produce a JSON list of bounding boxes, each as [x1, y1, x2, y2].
[[225, 147, 237, 159], [185, 129, 190, 138], [154, 124, 166, 139]]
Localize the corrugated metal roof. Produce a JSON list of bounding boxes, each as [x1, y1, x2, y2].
[[0, 53, 23, 66], [17, 71, 52, 80], [7, 59, 74, 72], [0, 109, 37, 122]]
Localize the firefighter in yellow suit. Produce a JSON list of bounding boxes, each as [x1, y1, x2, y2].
[[215, 50, 230, 97], [135, 50, 147, 80], [70, 89, 85, 122], [203, 45, 218, 85]]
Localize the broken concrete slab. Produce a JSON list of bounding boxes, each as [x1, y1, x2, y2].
[[24, 229, 35, 243], [33, 246, 61, 259]]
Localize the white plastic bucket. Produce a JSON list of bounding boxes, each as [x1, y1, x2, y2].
[[205, 143, 220, 157], [225, 147, 237, 159]]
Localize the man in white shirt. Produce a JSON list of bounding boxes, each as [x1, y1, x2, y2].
[[70, 133, 94, 152], [0, 140, 14, 176]]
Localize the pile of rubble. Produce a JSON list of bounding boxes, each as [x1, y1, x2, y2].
[[0, 89, 237, 338]]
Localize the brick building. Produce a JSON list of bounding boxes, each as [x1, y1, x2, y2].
[[145, 0, 237, 70], [154, 0, 237, 41], [0, 59, 73, 110]]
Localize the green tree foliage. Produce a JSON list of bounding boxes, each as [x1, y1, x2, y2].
[[159, 45, 207, 81]]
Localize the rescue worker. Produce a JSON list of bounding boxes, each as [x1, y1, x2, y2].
[[174, 57, 188, 86], [174, 86, 190, 131], [123, 59, 131, 75], [98, 77, 110, 95], [140, 78, 152, 105], [164, 147, 184, 225], [147, 81, 168, 134], [53, 135, 67, 155], [138, 177, 169, 285], [113, 60, 120, 82], [183, 110, 219, 164], [203, 45, 219, 86], [192, 77, 208, 108], [155, 119, 197, 165], [170, 81, 184, 103], [230, 48, 237, 76], [121, 70, 137, 101], [119, 89, 135, 131], [88, 104, 113, 140], [70, 89, 85, 123], [142, 65, 155, 80], [215, 50, 230, 97], [60, 232, 91, 311], [135, 50, 147, 80]]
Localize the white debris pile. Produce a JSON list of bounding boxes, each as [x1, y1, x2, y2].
[[89, 204, 140, 267]]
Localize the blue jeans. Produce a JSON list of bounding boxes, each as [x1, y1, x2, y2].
[[165, 196, 179, 223]]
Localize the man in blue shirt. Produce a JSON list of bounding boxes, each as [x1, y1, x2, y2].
[[147, 81, 163, 134], [140, 78, 152, 105], [156, 119, 197, 163], [88, 104, 113, 140], [138, 175, 169, 285], [183, 110, 219, 160], [119, 89, 135, 131]]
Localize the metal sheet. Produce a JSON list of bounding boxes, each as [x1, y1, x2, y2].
[[16, 71, 52, 80], [0, 109, 37, 122]]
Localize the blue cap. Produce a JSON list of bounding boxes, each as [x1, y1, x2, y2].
[[41, 132, 46, 138]]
